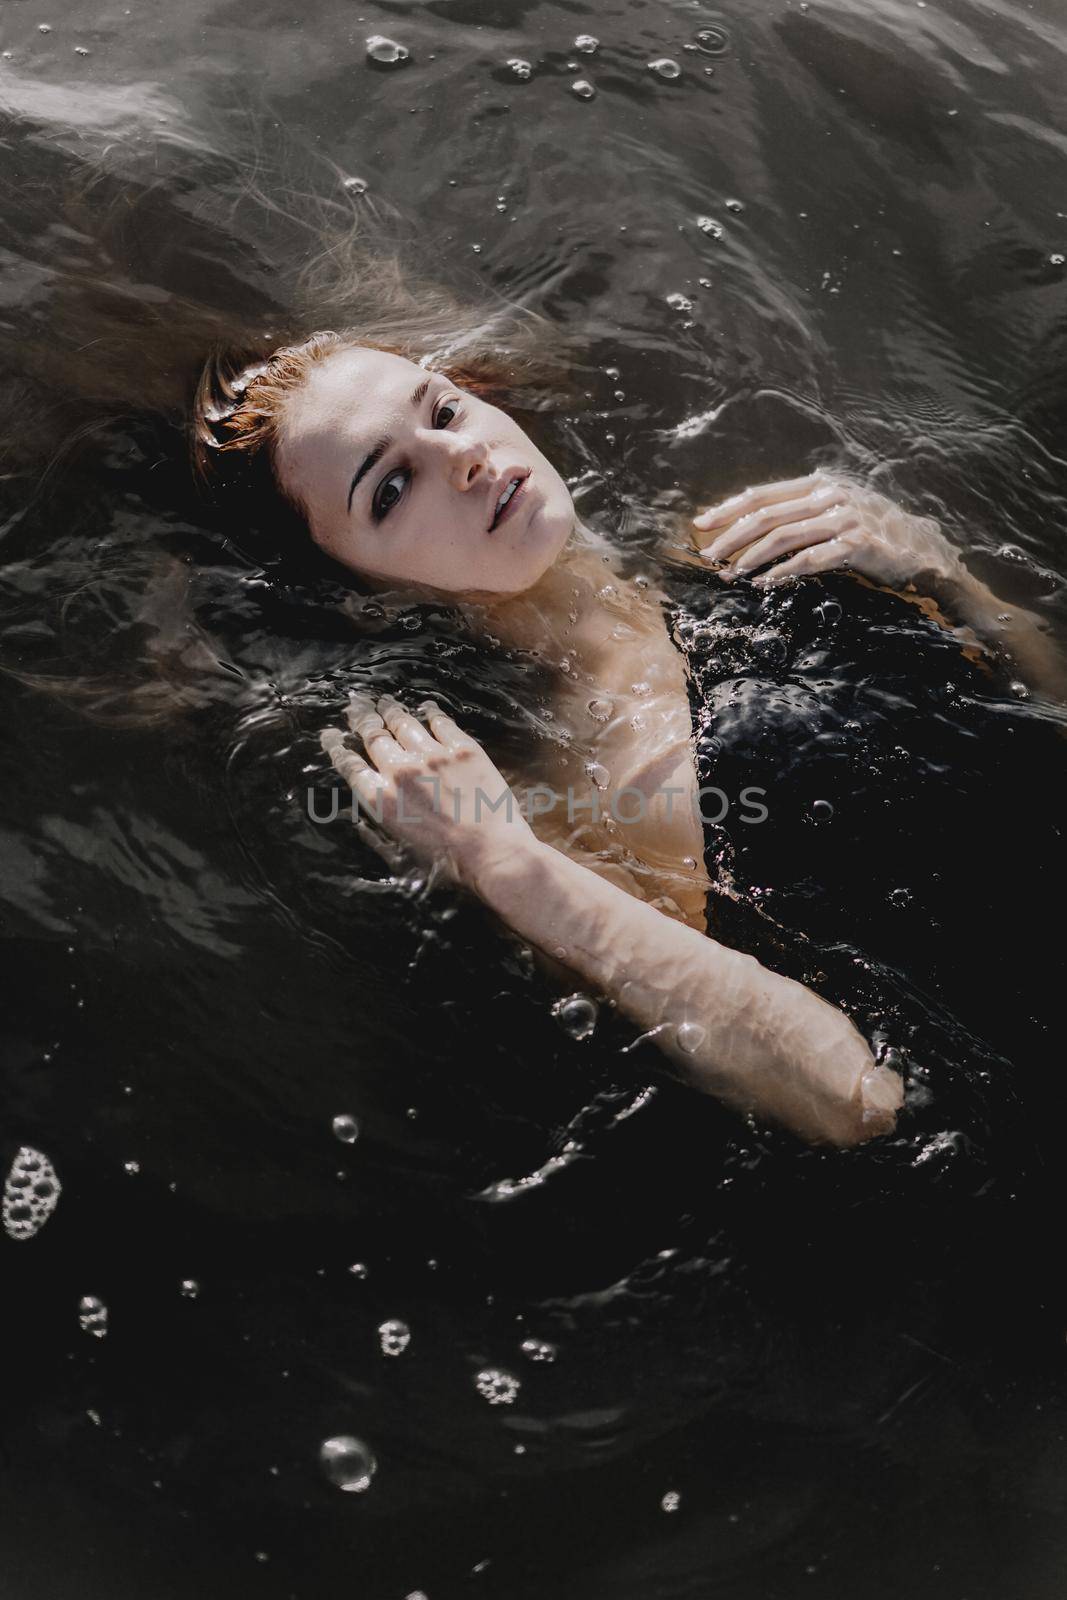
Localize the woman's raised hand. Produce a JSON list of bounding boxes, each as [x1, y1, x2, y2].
[[691, 472, 963, 590], [320, 694, 536, 889]]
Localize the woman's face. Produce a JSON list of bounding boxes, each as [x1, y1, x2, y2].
[[275, 345, 577, 596]]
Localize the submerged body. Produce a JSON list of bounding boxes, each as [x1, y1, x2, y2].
[[200, 341, 1066, 1147]]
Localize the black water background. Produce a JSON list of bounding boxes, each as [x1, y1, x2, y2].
[[2, 0, 1067, 1596]]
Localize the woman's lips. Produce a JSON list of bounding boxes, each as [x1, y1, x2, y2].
[[490, 472, 531, 532]]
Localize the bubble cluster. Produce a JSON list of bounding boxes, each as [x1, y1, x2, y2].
[[574, 34, 598, 53], [474, 1368, 521, 1406], [552, 994, 598, 1040], [78, 1294, 109, 1338], [3, 1146, 62, 1241], [378, 1319, 412, 1357], [520, 1338, 557, 1363], [365, 35, 409, 65], [319, 1434, 377, 1492], [666, 292, 694, 313], [507, 58, 533, 80], [697, 216, 724, 239], [661, 1490, 682, 1513]]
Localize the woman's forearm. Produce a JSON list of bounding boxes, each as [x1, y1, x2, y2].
[[472, 839, 902, 1146], [925, 558, 1067, 703]]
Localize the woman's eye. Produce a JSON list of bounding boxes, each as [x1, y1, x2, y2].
[[372, 398, 461, 521], [373, 468, 408, 521]]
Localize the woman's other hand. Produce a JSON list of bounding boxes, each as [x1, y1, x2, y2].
[[691, 473, 964, 590], [320, 694, 536, 890]]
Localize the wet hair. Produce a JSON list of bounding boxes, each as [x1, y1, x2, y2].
[[0, 132, 581, 725]]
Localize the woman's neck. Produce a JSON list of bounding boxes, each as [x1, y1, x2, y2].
[[459, 525, 664, 682]]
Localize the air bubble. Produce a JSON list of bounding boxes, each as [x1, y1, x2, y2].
[[180, 1279, 200, 1298], [575, 34, 598, 52], [662, 1490, 682, 1512], [379, 1319, 412, 1357], [3, 1146, 62, 1241], [587, 697, 614, 721], [585, 761, 610, 789], [78, 1295, 109, 1338], [676, 1022, 706, 1054], [332, 1114, 360, 1145], [319, 1434, 377, 1492], [666, 293, 693, 313], [348, 1262, 369, 1279], [343, 176, 368, 194], [552, 994, 598, 1040], [648, 58, 681, 79], [811, 799, 834, 822], [474, 1368, 521, 1405], [365, 34, 409, 65], [695, 26, 730, 54], [571, 79, 596, 99], [724, 198, 745, 213], [696, 216, 724, 239], [1050, 253, 1064, 266]]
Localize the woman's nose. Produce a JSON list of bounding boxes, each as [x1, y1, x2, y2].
[[433, 429, 489, 490]]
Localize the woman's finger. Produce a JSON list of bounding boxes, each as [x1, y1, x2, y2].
[[376, 694, 437, 754], [700, 483, 849, 563], [692, 473, 828, 533], [415, 698, 477, 751], [732, 505, 857, 574], [345, 693, 404, 768], [751, 538, 852, 585], [320, 728, 387, 804], [353, 815, 406, 870]]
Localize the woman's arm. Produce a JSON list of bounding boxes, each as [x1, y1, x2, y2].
[[690, 474, 1067, 702], [321, 693, 902, 1148]]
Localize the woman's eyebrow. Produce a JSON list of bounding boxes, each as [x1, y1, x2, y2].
[[346, 377, 432, 513]]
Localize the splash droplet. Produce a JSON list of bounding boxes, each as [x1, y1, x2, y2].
[[319, 1434, 377, 1492]]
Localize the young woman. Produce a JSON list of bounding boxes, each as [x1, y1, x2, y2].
[[194, 335, 1067, 1150]]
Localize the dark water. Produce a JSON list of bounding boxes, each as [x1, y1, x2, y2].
[[3, 1, 1067, 1596]]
